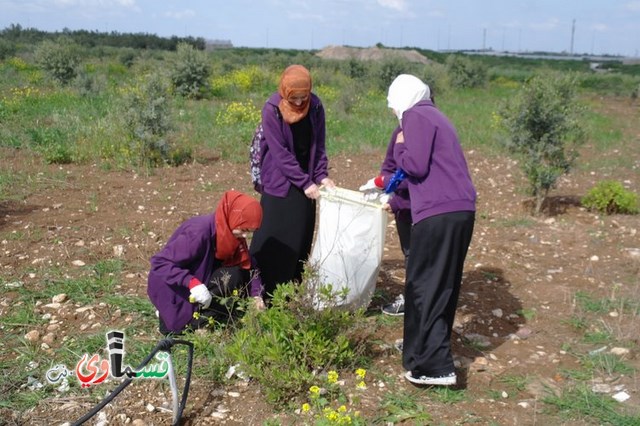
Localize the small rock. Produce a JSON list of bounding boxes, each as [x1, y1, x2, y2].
[[491, 308, 503, 318], [42, 333, 56, 345], [592, 383, 611, 393], [72, 260, 86, 266], [145, 403, 155, 412], [612, 391, 630, 402], [24, 330, 40, 342], [44, 303, 62, 309], [228, 391, 241, 398], [610, 347, 630, 356], [52, 293, 67, 303], [590, 255, 599, 261], [515, 327, 533, 340], [131, 420, 145, 426]]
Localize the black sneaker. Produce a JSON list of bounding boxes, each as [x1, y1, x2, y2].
[[382, 295, 404, 316]]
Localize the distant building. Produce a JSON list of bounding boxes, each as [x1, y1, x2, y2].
[[206, 39, 233, 50]]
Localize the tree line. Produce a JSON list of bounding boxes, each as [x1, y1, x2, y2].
[[1, 24, 206, 51]]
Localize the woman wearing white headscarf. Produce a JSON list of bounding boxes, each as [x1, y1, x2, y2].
[[389, 74, 476, 386]]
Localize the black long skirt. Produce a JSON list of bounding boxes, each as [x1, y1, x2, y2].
[[249, 186, 316, 298]]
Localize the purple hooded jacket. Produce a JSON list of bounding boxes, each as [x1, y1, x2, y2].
[[393, 100, 476, 224], [147, 214, 262, 332], [259, 92, 329, 197]]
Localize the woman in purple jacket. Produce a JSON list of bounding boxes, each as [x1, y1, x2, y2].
[[359, 125, 412, 316], [389, 74, 476, 386], [249, 65, 335, 300], [147, 190, 264, 334]]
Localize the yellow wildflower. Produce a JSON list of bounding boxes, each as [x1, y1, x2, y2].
[[355, 368, 366, 379], [309, 385, 321, 395], [301, 403, 310, 413], [356, 380, 367, 390], [327, 370, 339, 384]]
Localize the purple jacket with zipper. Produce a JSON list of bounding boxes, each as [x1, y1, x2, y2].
[[259, 92, 329, 197], [381, 125, 412, 223], [393, 100, 476, 224], [147, 214, 262, 332]]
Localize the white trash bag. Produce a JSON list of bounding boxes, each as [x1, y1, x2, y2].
[[308, 187, 387, 310]]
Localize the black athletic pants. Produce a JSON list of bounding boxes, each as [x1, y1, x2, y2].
[[402, 211, 475, 377]]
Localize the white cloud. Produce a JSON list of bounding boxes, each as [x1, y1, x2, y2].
[[51, 0, 137, 7], [165, 9, 196, 20], [377, 0, 406, 12], [529, 17, 560, 31], [591, 23, 608, 32], [625, 1, 640, 12]]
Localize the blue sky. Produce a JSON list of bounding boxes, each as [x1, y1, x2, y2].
[[2, 0, 639, 56]]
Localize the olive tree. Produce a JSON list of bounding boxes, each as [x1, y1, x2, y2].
[[498, 73, 585, 215]]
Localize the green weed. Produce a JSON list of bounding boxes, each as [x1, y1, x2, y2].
[[376, 390, 433, 424], [543, 385, 640, 425]]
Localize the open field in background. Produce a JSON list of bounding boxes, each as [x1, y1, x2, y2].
[[1, 42, 639, 425]]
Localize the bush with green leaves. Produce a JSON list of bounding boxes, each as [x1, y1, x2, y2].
[[224, 275, 374, 407], [122, 73, 174, 167], [445, 54, 488, 89], [497, 73, 585, 214], [582, 180, 639, 215], [170, 42, 211, 99], [34, 37, 80, 85]]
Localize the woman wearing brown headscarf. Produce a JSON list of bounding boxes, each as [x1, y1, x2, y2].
[[148, 190, 264, 334], [249, 65, 335, 301]]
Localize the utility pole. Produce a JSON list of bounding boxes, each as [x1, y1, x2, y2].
[[570, 19, 576, 55]]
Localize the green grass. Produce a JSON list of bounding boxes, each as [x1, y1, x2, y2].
[[376, 390, 433, 424], [544, 385, 640, 425]]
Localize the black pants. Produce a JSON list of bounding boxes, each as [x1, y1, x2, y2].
[[402, 211, 475, 377], [159, 266, 249, 335], [396, 215, 412, 268], [249, 186, 316, 299]]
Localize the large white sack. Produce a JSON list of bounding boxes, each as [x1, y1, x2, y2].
[[309, 187, 387, 310]]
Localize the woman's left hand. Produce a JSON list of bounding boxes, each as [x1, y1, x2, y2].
[[320, 177, 336, 189], [395, 131, 405, 144]]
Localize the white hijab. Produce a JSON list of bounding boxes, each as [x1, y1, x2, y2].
[[387, 74, 431, 122]]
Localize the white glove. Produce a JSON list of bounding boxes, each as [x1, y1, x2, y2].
[[359, 178, 378, 192], [190, 284, 212, 309]]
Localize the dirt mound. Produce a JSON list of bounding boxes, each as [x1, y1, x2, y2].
[[316, 45, 430, 64]]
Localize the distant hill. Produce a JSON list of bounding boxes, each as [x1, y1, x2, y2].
[[316, 45, 430, 64]]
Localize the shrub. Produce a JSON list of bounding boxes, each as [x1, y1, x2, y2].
[[225, 275, 374, 407], [445, 55, 488, 89], [170, 42, 211, 99], [34, 37, 80, 85], [122, 73, 174, 167], [497, 73, 586, 214], [0, 38, 17, 60], [582, 181, 639, 215]]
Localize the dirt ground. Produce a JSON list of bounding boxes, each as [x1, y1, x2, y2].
[[1, 97, 639, 425]]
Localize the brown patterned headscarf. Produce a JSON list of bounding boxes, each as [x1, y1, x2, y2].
[[278, 65, 312, 124]]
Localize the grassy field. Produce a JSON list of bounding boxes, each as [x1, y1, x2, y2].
[[1, 42, 639, 424]]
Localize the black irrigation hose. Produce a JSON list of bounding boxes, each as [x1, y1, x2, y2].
[[72, 338, 194, 426]]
